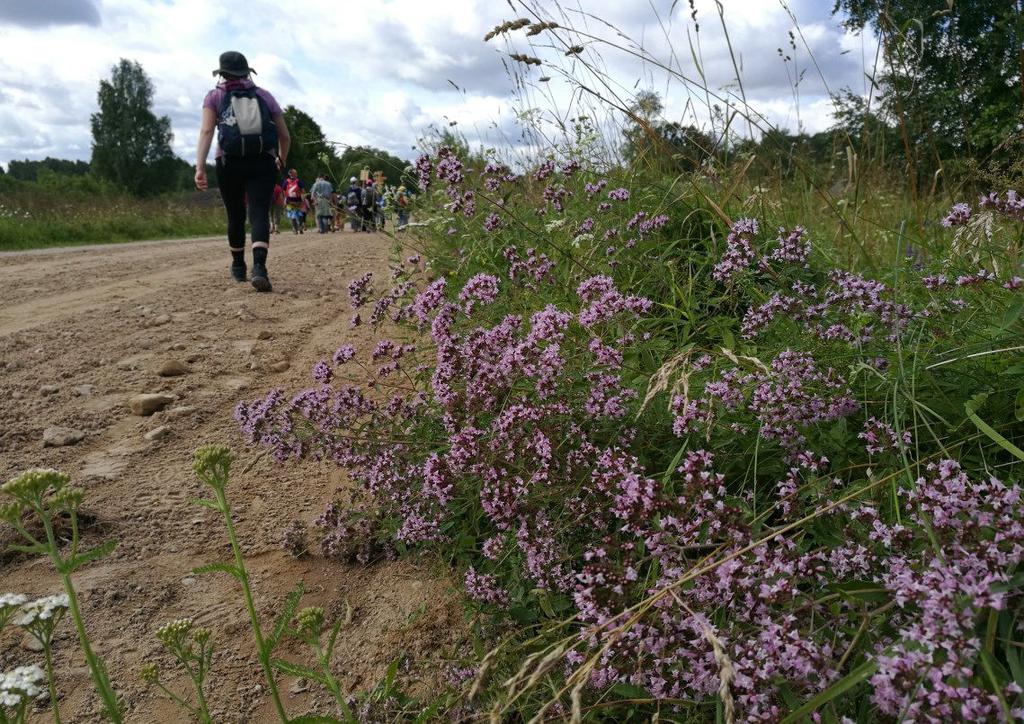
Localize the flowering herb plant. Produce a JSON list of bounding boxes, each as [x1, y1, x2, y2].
[[239, 148, 1024, 721]]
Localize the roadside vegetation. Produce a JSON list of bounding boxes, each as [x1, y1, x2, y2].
[[0, 172, 224, 250], [3, 1, 1023, 721]]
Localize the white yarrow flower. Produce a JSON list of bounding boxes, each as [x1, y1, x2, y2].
[[16, 593, 70, 626], [0, 664, 46, 706], [0, 593, 28, 610]]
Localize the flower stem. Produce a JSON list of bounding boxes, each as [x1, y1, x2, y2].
[[41, 637, 61, 724], [212, 485, 288, 722], [189, 654, 212, 724], [313, 642, 355, 723], [155, 681, 196, 718], [39, 511, 122, 723]]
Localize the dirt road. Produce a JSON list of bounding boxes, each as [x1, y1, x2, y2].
[[0, 232, 462, 722]]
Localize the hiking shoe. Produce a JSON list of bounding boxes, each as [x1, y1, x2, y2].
[[251, 263, 272, 292], [230, 260, 247, 282]]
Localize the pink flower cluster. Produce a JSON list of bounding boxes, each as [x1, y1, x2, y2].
[[858, 416, 912, 455], [712, 218, 759, 283], [980, 190, 1024, 220], [672, 349, 858, 455], [237, 153, 1024, 720], [740, 270, 914, 344]]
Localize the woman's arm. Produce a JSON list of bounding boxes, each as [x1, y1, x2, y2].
[[195, 106, 216, 190], [274, 114, 291, 168]]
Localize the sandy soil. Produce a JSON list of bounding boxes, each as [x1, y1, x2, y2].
[[0, 231, 465, 722]]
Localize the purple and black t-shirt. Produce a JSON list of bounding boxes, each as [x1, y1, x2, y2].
[[203, 79, 283, 158]]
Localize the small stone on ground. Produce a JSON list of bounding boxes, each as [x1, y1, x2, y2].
[[157, 359, 189, 377], [43, 426, 86, 447], [144, 425, 169, 441], [129, 393, 175, 416]]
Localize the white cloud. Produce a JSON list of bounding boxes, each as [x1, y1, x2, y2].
[[0, 0, 880, 169]]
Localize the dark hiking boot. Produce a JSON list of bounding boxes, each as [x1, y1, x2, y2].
[[231, 260, 247, 282], [251, 263, 272, 292]]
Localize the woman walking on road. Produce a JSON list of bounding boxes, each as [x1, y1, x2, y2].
[[195, 51, 290, 292]]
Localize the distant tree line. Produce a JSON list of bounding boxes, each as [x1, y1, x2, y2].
[[621, 2, 1023, 193], [4, 158, 91, 181], [4, 59, 413, 197]]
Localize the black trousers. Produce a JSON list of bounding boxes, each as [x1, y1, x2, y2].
[[361, 204, 376, 231], [216, 154, 277, 252]]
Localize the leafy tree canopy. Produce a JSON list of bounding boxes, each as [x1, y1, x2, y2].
[[281, 105, 336, 184], [833, 0, 1024, 160], [335, 145, 410, 188], [621, 91, 716, 175], [90, 59, 174, 195]]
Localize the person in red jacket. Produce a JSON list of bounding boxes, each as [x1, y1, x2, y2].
[[283, 169, 305, 234]]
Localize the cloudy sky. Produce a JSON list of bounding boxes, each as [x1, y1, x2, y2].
[[0, 0, 878, 169]]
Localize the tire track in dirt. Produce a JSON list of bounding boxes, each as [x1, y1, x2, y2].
[[0, 232, 464, 722]]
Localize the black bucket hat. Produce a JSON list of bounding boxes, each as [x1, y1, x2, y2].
[[212, 51, 256, 77]]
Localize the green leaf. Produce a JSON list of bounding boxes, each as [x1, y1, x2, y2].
[[190, 497, 222, 510], [413, 698, 445, 723], [999, 297, 1024, 331], [66, 538, 118, 572], [382, 656, 401, 691], [508, 605, 538, 625], [193, 562, 242, 581], [992, 572, 1024, 594], [831, 580, 891, 604], [270, 657, 326, 685], [660, 444, 690, 486], [610, 682, 649, 700], [776, 682, 801, 710], [533, 589, 556, 618], [979, 650, 1013, 720], [965, 398, 1024, 461], [7, 542, 49, 555], [780, 657, 878, 723], [269, 583, 304, 653], [1015, 388, 1024, 422]]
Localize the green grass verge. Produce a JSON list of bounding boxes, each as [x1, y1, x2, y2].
[[0, 181, 227, 251]]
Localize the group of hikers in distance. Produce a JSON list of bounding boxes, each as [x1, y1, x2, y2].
[[194, 50, 410, 294], [275, 170, 412, 236]]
